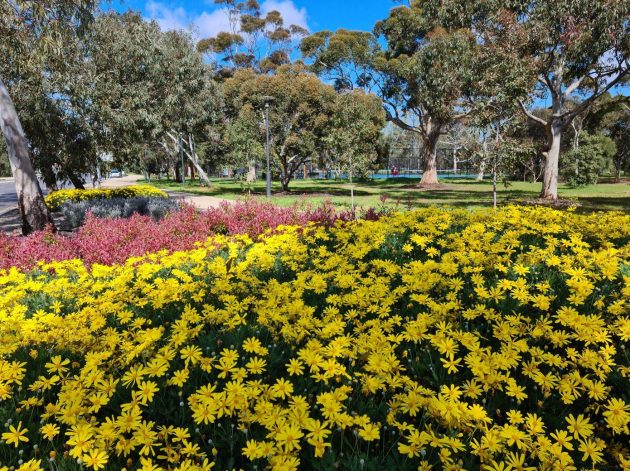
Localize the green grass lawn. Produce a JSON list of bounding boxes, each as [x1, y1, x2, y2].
[[141, 176, 630, 212]]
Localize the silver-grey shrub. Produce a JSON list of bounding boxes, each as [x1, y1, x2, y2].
[[61, 197, 180, 228]]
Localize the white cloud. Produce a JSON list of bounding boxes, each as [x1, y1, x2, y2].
[[194, 9, 232, 38], [143, 0, 309, 39], [145, 0, 189, 31], [261, 0, 309, 30]]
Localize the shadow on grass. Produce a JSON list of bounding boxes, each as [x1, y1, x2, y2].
[[574, 196, 630, 213], [384, 188, 539, 202], [145, 178, 629, 213]]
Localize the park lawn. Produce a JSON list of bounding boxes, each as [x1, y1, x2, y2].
[[142, 176, 630, 212]]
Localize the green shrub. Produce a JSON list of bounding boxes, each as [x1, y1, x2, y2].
[[561, 132, 616, 186]]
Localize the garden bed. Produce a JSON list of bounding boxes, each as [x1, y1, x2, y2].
[[0, 206, 628, 470], [0, 200, 357, 270]]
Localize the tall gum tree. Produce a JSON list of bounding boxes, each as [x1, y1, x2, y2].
[[197, 0, 307, 75], [302, 4, 486, 186], [197, 0, 307, 182], [496, 0, 630, 199], [0, 0, 95, 234]]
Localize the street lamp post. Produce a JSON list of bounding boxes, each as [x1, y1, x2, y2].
[[263, 96, 274, 198]]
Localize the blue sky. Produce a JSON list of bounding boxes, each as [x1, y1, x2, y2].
[[105, 0, 395, 38]]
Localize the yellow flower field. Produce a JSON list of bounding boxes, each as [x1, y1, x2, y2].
[[0, 206, 629, 470]]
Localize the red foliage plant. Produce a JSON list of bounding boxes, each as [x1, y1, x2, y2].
[[0, 200, 358, 271]]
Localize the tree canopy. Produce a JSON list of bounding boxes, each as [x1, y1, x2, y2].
[[302, 1, 529, 186], [197, 0, 308, 75], [486, 0, 629, 198], [0, 0, 97, 233], [303, 0, 629, 197]]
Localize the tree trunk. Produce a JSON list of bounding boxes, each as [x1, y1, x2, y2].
[[492, 164, 497, 209], [419, 132, 439, 186], [477, 136, 489, 181], [186, 135, 211, 187], [540, 121, 562, 200], [281, 177, 290, 192], [187, 154, 211, 186], [280, 159, 294, 192], [476, 159, 486, 181], [246, 161, 256, 183], [0, 78, 54, 234], [41, 165, 59, 191], [68, 172, 85, 190]]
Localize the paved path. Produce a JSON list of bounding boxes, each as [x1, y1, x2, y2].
[[0, 176, 101, 215], [167, 191, 232, 210], [100, 175, 233, 209], [99, 174, 144, 188]]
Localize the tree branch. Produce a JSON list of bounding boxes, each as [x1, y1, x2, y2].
[[564, 75, 585, 98], [542, 73, 557, 98], [518, 100, 548, 127], [453, 109, 472, 121], [559, 67, 630, 122], [383, 106, 422, 135]]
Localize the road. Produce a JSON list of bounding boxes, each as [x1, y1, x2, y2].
[[0, 178, 71, 213], [0, 180, 18, 212]]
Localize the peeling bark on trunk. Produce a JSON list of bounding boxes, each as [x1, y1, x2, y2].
[[540, 121, 562, 200], [0, 78, 54, 234], [419, 131, 440, 186]]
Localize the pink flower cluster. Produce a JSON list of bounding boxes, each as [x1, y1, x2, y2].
[[0, 200, 360, 271]]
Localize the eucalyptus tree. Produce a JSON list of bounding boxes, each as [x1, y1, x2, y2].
[[491, 0, 630, 199], [197, 0, 307, 75], [155, 30, 223, 185], [78, 12, 167, 169], [610, 114, 630, 181], [224, 103, 265, 177], [583, 95, 630, 181], [322, 89, 385, 210], [302, 4, 503, 186], [20, 93, 97, 190], [77, 13, 222, 184], [0, 0, 96, 233]]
